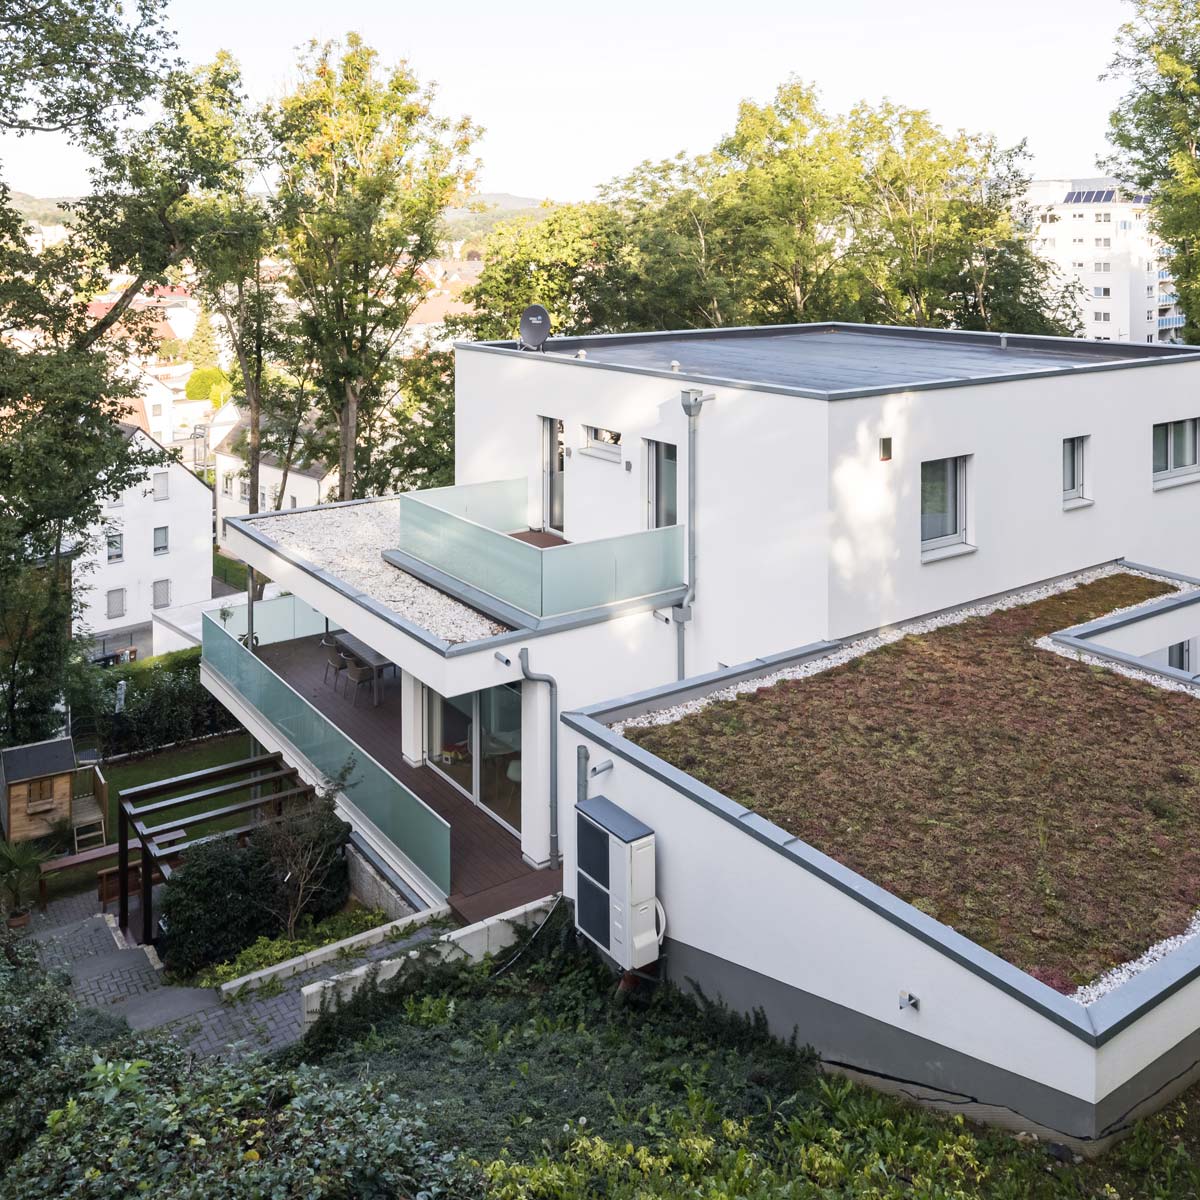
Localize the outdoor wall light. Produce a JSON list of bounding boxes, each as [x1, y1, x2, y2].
[[899, 991, 920, 1012], [880, 437, 893, 462]]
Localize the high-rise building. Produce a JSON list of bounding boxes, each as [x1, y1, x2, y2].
[[1027, 177, 1184, 344]]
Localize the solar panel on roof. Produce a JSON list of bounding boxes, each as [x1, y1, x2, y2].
[[1103, 189, 1115, 202]]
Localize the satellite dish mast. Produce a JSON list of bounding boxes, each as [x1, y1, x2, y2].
[[519, 304, 551, 352]]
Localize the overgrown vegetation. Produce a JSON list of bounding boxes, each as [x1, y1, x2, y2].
[[66, 646, 242, 758], [628, 572, 1197, 990]]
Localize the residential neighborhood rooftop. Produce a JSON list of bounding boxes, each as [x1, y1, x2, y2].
[[471, 323, 1200, 398], [232, 499, 510, 645], [622, 569, 1200, 993]]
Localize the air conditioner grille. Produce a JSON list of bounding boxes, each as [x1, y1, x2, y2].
[[577, 873, 609, 949]]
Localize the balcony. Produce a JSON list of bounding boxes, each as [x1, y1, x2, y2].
[[392, 478, 686, 623], [202, 595, 558, 916], [1160, 315, 1186, 330], [1159, 294, 1180, 307]]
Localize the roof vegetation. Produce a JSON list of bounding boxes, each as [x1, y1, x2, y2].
[[627, 572, 1200, 991]]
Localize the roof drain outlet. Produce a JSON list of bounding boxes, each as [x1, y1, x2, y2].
[[675, 388, 712, 680], [519, 648, 559, 869]]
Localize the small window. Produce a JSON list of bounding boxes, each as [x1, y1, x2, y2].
[[583, 426, 622, 461], [289, 495, 298, 509], [259, 488, 267, 508], [151, 403, 163, 418], [106, 588, 125, 619], [239, 479, 250, 501], [106, 532, 123, 563], [920, 456, 967, 551], [152, 579, 171, 609], [1062, 436, 1086, 502], [1169, 641, 1190, 672], [153, 526, 169, 555], [1153, 418, 1200, 480], [222, 472, 233, 496], [26, 777, 56, 815], [152, 472, 169, 500], [1093, 287, 1110, 298]]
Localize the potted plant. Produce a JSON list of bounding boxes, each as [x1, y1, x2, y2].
[[0, 840, 47, 929]]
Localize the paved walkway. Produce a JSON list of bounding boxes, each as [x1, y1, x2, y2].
[[27, 891, 438, 1060]]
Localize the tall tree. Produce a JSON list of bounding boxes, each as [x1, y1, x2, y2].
[[272, 35, 479, 499], [187, 308, 220, 369], [1105, 0, 1200, 343]]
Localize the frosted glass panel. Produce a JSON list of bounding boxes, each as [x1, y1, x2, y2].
[[415, 478, 529, 530], [201, 615, 451, 894], [214, 594, 335, 648], [541, 525, 685, 615]]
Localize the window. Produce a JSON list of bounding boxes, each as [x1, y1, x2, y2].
[[106, 532, 123, 562], [1147, 285, 1155, 297], [106, 588, 125, 619], [583, 426, 622, 462], [1153, 418, 1200, 480], [1062, 436, 1086, 502], [153, 525, 169, 555], [646, 440, 678, 528], [289, 495, 298, 508], [1096, 212, 1111, 223], [1169, 641, 1191, 672], [1072, 260, 1085, 269], [920, 457, 967, 551], [1093, 311, 1111, 322], [259, 488, 267, 508], [152, 472, 169, 500], [1094, 261, 1111, 272], [239, 479, 250, 501], [1072, 211, 1085, 220], [1072, 237, 1085, 245], [1093, 287, 1110, 298], [1147, 311, 1154, 322], [1094, 238, 1111, 248], [222, 472, 233, 496], [152, 579, 171, 609]]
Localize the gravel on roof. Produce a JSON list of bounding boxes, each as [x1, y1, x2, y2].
[[249, 499, 509, 645]]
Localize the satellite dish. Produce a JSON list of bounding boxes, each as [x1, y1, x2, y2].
[[519, 304, 551, 351]]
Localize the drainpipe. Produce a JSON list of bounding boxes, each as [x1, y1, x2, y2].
[[675, 388, 712, 679], [519, 648, 559, 868]]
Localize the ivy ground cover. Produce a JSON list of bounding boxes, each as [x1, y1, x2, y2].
[[627, 573, 1200, 990]]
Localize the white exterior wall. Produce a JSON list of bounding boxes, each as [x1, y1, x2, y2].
[[214, 452, 334, 548], [825, 360, 1200, 637], [78, 441, 213, 636], [558, 724, 1098, 1104], [455, 348, 831, 670]]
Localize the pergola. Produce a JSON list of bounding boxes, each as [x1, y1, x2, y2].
[[117, 750, 314, 944]]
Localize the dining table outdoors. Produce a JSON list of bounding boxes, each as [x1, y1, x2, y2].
[[333, 630, 394, 706]]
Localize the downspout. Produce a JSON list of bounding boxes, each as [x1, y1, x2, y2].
[[675, 388, 712, 679], [519, 648, 560, 868]]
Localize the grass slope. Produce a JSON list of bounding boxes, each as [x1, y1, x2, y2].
[[628, 573, 1198, 990]]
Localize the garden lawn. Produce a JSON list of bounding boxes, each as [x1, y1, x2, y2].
[[627, 572, 1200, 991], [212, 548, 248, 591]]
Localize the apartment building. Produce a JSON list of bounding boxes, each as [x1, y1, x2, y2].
[[1028, 177, 1185, 343], [77, 425, 213, 650], [213, 416, 338, 549]]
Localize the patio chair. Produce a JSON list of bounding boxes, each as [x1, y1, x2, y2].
[[344, 661, 375, 707], [323, 647, 348, 691]]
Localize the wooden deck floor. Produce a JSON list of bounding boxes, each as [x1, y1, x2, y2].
[[257, 636, 560, 921]]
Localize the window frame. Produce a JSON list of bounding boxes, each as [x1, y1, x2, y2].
[[153, 525, 169, 556], [582, 425, 623, 462], [106, 588, 126, 620], [1153, 418, 1200, 482], [1062, 436, 1087, 502], [151, 578, 171, 610], [152, 471, 169, 501], [920, 455, 968, 553], [106, 532, 124, 563], [1169, 641, 1191, 672]]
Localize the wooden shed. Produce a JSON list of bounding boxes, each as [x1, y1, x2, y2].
[[0, 737, 105, 849]]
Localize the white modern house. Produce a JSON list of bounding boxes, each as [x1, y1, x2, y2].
[[202, 322, 1200, 1142], [77, 426, 214, 652], [213, 416, 338, 550], [1028, 177, 1186, 344]]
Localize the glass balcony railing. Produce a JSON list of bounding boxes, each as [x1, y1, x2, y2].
[[395, 479, 687, 620], [202, 597, 451, 895]]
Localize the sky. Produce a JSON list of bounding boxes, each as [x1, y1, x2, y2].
[[1, 0, 1134, 201]]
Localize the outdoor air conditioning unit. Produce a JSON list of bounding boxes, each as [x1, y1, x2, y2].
[[574, 795, 658, 971]]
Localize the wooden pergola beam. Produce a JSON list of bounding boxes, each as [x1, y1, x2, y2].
[[119, 753, 282, 803]]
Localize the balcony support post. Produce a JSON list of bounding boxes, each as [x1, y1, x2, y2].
[[400, 670, 423, 766]]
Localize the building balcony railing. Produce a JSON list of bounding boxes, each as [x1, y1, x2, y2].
[[394, 478, 686, 621], [1159, 294, 1180, 307], [201, 595, 451, 894], [1160, 315, 1186, 330]]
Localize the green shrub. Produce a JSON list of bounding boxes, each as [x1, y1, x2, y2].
[[0, 1056, 467, 1199], [195, 908, 388, 987], [160, 839, 282, 976], [185, 364, 227, 402]]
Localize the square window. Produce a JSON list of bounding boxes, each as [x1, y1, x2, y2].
[[152, 472, 169, 500], [106, 532, 123, 563], [1153, 419, 1200, 479], [106, 588, 125, 620], [289, 495, 298, 508], [1169, 641, 1190, 672], [920, 456, 967, 549], [153, 526, 169, 555], [583, 426, 622, 462], [152, 579, 171, 609]]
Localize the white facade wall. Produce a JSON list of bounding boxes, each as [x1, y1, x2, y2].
[[77, 441, 213, 636], [214, 452, 334, 548]]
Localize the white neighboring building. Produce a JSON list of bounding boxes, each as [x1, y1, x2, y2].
[[213, 417, 337, 549], [76, 426, 214, 646], [1028, 177, 1185, 343]]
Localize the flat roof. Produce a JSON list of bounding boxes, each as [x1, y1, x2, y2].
[[617, 568, 1200, 996], [463, 322, 1200, 399]]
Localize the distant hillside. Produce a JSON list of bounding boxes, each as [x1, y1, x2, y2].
[[445, 192, 556, 245], [8, 191, 73, 225]]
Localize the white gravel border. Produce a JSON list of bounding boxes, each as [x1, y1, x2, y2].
[[613, 562, 1200, 1005]]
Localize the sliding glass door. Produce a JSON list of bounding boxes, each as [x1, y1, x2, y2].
[[542, 417, 565, 534], [426, 683, 522, 835]]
